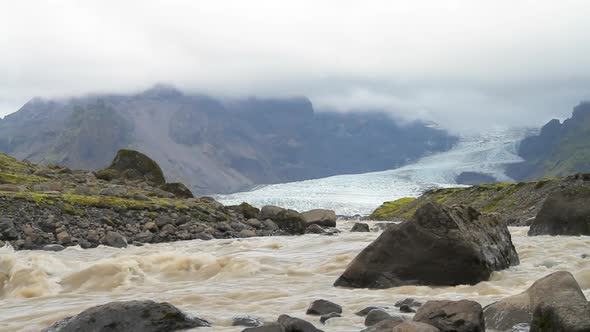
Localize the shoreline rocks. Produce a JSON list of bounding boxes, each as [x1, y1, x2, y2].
[[334, 202, 519, 288], [528, 188, 590, 236]]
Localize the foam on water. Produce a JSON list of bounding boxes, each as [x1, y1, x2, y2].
[[216, 129, 529, 215]]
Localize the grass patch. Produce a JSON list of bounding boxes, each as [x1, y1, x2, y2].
[[369, 197, 416, 220]]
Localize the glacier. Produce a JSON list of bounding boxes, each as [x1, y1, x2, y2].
[[216, 128, 530, 216]]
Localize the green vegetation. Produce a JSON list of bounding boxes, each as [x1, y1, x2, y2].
[[60, 203, 86, 216], [0, 154, 48, 184], [369, 197, 416, 220]]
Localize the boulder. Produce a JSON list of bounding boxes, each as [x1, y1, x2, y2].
[[351, 223, 370, 232], [160, 182, 194, 198], [0, 217, 19, 240], [484, 271, 590, 331], [529, 188, 590, 235], [260, 206, 306, 235], [41, 300, 210, 332], [43, 244, 65, 252], [305, 224, 326, 234], [413, 300, 485, 332], [320, 312, 341, 324], [231, 202, 261, 219], [306, 299, 342, 316], [233, 315, 264, 327], [356, 306, 387, 317], [361, 318, 408, 332], [399, 305, 415, 313], [277, 315, 323, 332], [261, 219, 279, 231], [301, 209, 337, 227], [395, 298, 423, 308], [100, 149, 166, 185], [242, 323, 285, 332], [56, 231, 72, 245], [392, 321, 440, 332], [238, 229, 256, 238], [334, 202, 519, 288], [104, 231, 127, 248], [365, 309, 396, 326]]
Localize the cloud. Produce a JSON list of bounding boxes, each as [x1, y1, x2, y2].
[[1, 0, 590, 132]]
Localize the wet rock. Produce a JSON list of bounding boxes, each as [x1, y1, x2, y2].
[[356, 306, 387, 317], [242, 323, 285, 332], [512, 323, 530, 332], [56, 231, 72, 244], [351, 222, 370, 232], [361, 317, 407, 332], [132, 241, 144, 246], [195, 233, 214, 241], [155, 215, 174, 227], [42, 244, 65, 252], [160, 182, 194, 198], [233, 315, 264, 327], [301, 209, 337, 228], [104, 231, 127, 248], [393, 321, 440, 332], [484, 271, 590, 331], [529, 188, 590, 235], [260, 206, 306, 235], [231, 221, 249, 231], [41, 300, 210, 332], [238, 229, 256, 238], [305, 224, 326, 234], [230, 202, 261, 219], [144, 222, 158, 232], [0, 217, 18, 240], [261, 219, 279, 231], [245, 218, 262, 228], [260, 205, 286, 220], [399, 305, 415, 313], [320, 312, 341, 324], [306, 299, 342, 316], [414, 300, 484, 332], [395, 298, 423, 308], [365, 309, 396, 326], [277, 314, 324, 332], [334, 202, 519, 288]]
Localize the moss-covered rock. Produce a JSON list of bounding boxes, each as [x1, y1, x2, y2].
[[101, 149, 166, 185], [228, 202, 260, 219], [369, 197, 416, 220]]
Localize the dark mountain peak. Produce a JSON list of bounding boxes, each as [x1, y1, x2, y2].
[[571, 101, 590, 120]]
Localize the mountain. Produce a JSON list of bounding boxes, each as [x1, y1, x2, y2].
[[0, 85, 457, 194], [507, 101, 590, 180]]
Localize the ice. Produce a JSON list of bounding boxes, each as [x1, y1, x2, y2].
[[216, 128, 531, 216]]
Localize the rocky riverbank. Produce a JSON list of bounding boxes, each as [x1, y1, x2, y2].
[[0, 150, 338, 251]]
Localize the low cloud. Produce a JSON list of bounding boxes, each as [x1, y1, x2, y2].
[[1, 0, 590, 132]]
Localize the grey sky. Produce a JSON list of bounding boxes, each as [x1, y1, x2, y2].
[[1, 0, 590, 132]]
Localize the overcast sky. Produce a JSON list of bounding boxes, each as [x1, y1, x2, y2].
[[1, 0, 590, 132]]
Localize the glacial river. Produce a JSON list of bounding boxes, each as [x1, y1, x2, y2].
[[1, 222, 589, 332]]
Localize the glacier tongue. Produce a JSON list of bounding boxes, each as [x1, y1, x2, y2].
[[216, 128, 529, 216]]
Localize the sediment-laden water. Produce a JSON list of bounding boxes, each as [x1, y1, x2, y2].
[[1, 222, 589, 332]]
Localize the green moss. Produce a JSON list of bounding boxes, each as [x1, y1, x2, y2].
[[369, 197, 416, 220], [60, 203, 86, 216], [145, 211, 159, 219], [95, 169, 119, 181]]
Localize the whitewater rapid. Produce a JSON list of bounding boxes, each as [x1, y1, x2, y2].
[[216, 129, 529, 215], [1, 223, 589, 332]]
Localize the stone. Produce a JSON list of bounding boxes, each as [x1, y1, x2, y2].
[[365, 309, 396, 326], [104, 231, 127, 248], [305, 224, 326, 234], [395, 298, 423, 308], [259, 206, 306, 234], [56, 231, 72, 244], [0, 184, 23, 192], [334, 202, 519, 288], [301, 209, 337, 227], [245, 218, 262, 228], [155, 215, 174, 227], [100, 149, 166, 185], [232, 202, 261, 219], [351, 222, 370, 232], [529, 188, 590, 235], [160, 182, 194, 198], [306, 299, 342, 316], [260, 205, 286, 220], [484, 271, 590, 332], [356, 306, 387, 317], [392, 321, 440, 332], [414, 300, 485, 332], [238, 229, 256, 238], [512, 323, 530, 332], [43, 244, 65, 252], [242, 323, 285, 332], [0, 217, 19, 240], [233, 315, 264, 327], [261, 219, 279, 231], [399, 305, 415, 313], [277, 314, 324, 332], [41, 300, 210, 332], [144, 222, 158, 232], [320, 312, 341, 324]]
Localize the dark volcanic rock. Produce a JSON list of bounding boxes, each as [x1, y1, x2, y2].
[[484, 271, 590, 332], [414, 300, 485, 332], [233, 315, 264, 327], [356, 306, 387, 317], [528, 188, 590, 235], [306, 299, 342, 316], [260, 206, 306, 235], [351, 222, 370, 232], [301, 209, 337, 228], [101, 149, 166, 185], [160, 182, 194, 198], [395, 298, 423, 308], [277, 314, 324, 332], [42, 300, 210, 332], [104, 231, 127, 248], [365, 309, 396, 326], [319, 312, 341, 324], [334, 202, 519, 288]]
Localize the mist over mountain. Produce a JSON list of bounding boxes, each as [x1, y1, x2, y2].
[[0, 85, 456, 194]]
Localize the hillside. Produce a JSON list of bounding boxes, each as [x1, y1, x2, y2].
[[507, 101, 590, 180], [368, 173, 590, 225], [0, 85, 457, 195]]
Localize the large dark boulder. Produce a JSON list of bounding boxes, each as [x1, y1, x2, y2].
[[528, 188, 590, 236], [306, 299, 342, 316], [42, 300, 210, 332], [229, 202, 261, 219], [413, 300, 484, 332], [277, 314, 323, 332], [160, 182, 194, 198], [334, 202, 519, 288], [259, 206, 306, 235], [301, 209, 337, 227], [99, 149, 166, 185], [484, 271, 590, 331]]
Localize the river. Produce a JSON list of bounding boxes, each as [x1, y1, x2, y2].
[[2, 222, 589, 332]]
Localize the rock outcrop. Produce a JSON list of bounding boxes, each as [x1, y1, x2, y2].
[[484, 271, 590, 331], [301, 209, 337, 228], [42, 300, 210, 332], [259, 206, 306, 235], [100, 149, 166, 185], [528, 188, 590, 236], [335, 202, 519, 288]]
